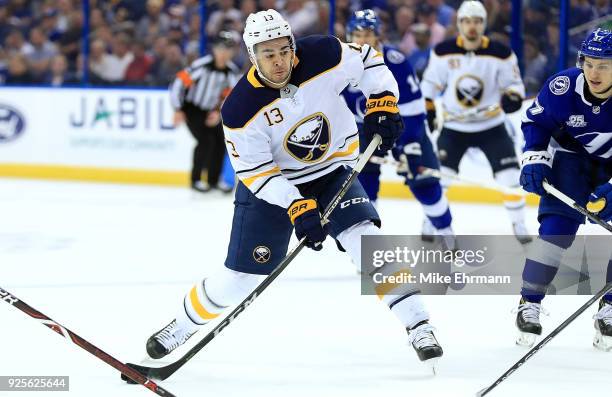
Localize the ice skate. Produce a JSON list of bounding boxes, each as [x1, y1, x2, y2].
[[407, 321, 443, 373], [437, 226, 457, 252], [512, 221, 532, 245], [191, 181, 211, 193], [421, 218, 435, 243], [515, 298, 546, 347], [593, 298, 612, 352], [146, 319, 198, 359]]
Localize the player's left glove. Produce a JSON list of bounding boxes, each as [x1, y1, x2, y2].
[[520, 150, 553, 196], [501, 91, 523, 114], [364, 91, 404, 152], [587, 179, 612, 222], [392, 142, 422, 179]]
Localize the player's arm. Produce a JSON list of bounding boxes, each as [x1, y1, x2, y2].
[[498, 51, 525, 113], [223, 123, 327, 250], [169, 67, 194, 110], [420, 49, 446, 132], [519, 80, 562, 195], [338, 41, 402, 151]]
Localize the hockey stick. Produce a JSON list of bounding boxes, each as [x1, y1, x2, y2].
[[122, 135, 384, 382], [542, 181, 612, 233], [476, 281, 612, 396], [0, 287, 176, 397], [443, 104, 501, 122], [369, 156, 525, 196]]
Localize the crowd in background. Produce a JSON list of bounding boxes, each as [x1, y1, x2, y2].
[[0, 0, 610, 95]]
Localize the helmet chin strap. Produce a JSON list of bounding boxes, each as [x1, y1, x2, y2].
[[252, 52, 295, 89]]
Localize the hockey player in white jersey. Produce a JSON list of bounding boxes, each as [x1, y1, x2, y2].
[[421, 0, 531, 244], [145, 10, 443, 366]]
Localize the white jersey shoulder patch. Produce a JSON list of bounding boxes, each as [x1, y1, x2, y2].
[[549, 76, 570, 95]]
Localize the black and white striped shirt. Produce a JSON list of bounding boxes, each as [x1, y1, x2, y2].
[[170, 55, 241, 111]]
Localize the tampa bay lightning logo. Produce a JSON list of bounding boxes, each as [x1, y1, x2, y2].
[[284, 112, 330, 163], [0, 104, 26, 143], [549, 76, 570, 95], [456, 75, 483, 107]]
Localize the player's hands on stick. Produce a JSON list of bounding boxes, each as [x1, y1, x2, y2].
[[519, 150, 553, 196], [363, 91, 403, 151], [587, 179, 612, 222], [287, 198, 328, 251], [392, 142, 422, 179]]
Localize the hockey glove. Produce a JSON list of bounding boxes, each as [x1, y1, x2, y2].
[[364, 91, 403, 152], [587, 180, 612, 222], [501, 91, 523, 114], [425, 98, 437, 133], [288, 198, 327, 251], [392, 142, 422, 180], [519, 150, 553, 196]]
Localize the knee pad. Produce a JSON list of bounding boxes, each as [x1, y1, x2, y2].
[[336, 220, 380, 270]]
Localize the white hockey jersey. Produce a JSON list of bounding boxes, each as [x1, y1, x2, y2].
[[421, 36, 525, 132], [221, 35, 399, 208]]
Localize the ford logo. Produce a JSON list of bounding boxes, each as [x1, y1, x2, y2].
[[0, 104, 26, 143]]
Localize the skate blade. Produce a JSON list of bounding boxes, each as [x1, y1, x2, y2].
[[423, 357, 440, 375], [593, 331, 612, 352], [516, 331, 537, 347]]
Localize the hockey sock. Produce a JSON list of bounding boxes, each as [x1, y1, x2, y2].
[[180, 269, 262, 328], [521, 215, 580, 303], [411, 182, 452, 230], [495, 168, 526, 224], [337, 221, 429, 328]]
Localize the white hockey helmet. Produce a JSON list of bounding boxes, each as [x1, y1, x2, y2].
[[457, 1, 487, 27], [243, 9, 295, 60]]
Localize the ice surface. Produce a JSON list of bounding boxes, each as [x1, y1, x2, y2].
[[0, 179, 609, 397]]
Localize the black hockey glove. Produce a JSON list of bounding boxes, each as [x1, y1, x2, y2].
[[288, 198, 328, 251], [501, 91, 523, 114], [363, 91, 403, 152], [425, 98, 437, 133]]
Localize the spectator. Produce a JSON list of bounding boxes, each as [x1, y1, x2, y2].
[[58, 9, 83, 71], [167, 21, 185, 47], [5, 53, 32, 84], [45, 54, 77, 86], [125, 40, 153, 85], [0, 3, 12, 45], [89, 38, 113, 84], [406, 23, 431, 79], [137, 0, 171, 45], [56, 0, 76, 34], [38, 9, 63, 42], [400, 3, 445, 55], [103, 32, 134, 83], [427, 0, 455, 28], [488, 0, 512, 37], [206, 0, 242, 37], [570, 0, 595, 28], [282, 0, 320, 37], [4, 29, 34, 57], [388, 5, 415, 46], [0, 46, 8, 83], [153, 43, 184, 86], [593, 0, 611, 18], [25, 27, 58, 82], [522, 35, 548, 96]]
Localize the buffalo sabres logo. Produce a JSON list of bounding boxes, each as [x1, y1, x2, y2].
[[253, 246, 271, 263], [284, 112, 331, 163], [455, 75, 484, 108]]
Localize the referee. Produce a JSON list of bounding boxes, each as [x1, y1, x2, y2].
[[170, 31, 241, 193]]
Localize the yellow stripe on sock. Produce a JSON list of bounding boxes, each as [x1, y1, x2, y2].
[[189, 286, 220, 321], [375, 269, 412, 299]]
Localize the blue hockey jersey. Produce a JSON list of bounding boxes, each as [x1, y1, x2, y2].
[[341, 45, 426, 145], [522, 68, 612, 161]]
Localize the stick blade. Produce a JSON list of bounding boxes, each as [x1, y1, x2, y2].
[[121, 362, 157, 383]]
